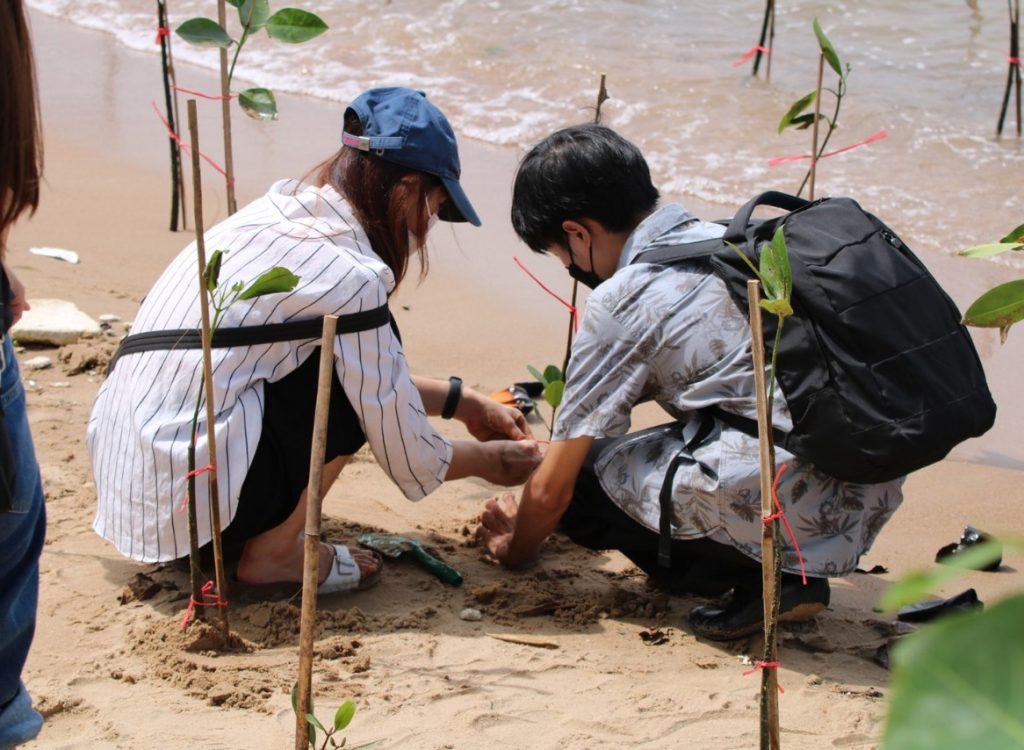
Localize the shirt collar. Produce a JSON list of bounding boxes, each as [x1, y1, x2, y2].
[[617, 203, 724, 270]]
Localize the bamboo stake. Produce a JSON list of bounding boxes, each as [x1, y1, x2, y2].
[[217, 0, 237, 214], [295, 315, 338, 750], [996, 0, 1021, 136], [157, 0, 185, 231], [752, 0, 775, 79], [808, 53, 825, 201], [187, 99, 230, 637], [559, 74, 610, 389], [747, 280, 781, 750], [166, 1, 188, 230]]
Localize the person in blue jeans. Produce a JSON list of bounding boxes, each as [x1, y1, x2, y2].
[[0, 335, 45, 749], [0, 0, 47, 745]]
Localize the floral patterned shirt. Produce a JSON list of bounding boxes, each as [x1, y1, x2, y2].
[[553, 204, 903, 577]]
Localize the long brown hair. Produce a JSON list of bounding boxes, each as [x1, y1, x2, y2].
[[0, 0, 44, 250], [315, 112, 438, 287]]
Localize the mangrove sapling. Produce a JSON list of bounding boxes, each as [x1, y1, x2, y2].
[[292, 686, 382, 750], [175, 0, 329, 212], [526, 364, 565, 437], [996, 0, 1021, 137], [777, 19, 850, 200], [729, 228, 794, 750], [182, 246, 299, 625], [960, 222, 1024, 341]]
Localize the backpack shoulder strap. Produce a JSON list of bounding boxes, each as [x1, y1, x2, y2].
[[106, 303, 391, 375]]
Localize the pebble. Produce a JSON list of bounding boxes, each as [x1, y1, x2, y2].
[[24, 356, 52, 370], [98, 314, 121, 323], [459, 607, 482, 622]]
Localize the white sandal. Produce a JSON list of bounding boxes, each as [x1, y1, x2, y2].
[[318, 544, 382, 595]]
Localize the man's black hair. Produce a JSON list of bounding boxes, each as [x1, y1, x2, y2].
[[511, 123, 659, 253]]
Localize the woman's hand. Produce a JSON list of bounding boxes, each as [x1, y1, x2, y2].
[[476, 493, 520, 563], [488, 439, 542, 485], [458, 387, 534, 442]]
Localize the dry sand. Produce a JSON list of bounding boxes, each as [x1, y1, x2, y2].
[[7, 11, 1023, 749]]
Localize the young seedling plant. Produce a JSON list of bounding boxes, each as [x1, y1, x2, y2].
[[729, 227, 793, 750], [183, 250, 299, 625], [175, 1, 328, 212], [291, 685, 382, 750], [960, 222, 1024, 342], [526, 364, 565, 437], [777, 19, 850, 200]]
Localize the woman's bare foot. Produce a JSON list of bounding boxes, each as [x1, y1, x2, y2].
[[236, 538, 381, 586]]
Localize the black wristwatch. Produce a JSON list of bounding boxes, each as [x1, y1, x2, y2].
[[441, 376, 463, 420]]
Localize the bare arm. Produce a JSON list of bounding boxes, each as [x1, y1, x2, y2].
[[476, 436, 594, 566], [413, 374, 533, 441]]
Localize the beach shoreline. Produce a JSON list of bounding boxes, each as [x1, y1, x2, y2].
[[9, 11, 1023, 749]]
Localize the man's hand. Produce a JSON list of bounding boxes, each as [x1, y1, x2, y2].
[[476, 493, 520, 563], [459, 389, 534, 442]]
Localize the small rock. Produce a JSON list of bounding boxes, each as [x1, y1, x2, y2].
[[11, 299, 102, 346], [23, 356, 52, 370], [806, 673, 822, 685], [459, 607, 482, 622], [98, 313, 121, 323], [351, 655, 371, 673], [207, 682, 235, 705]]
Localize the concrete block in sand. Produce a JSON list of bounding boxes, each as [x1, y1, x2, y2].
[[12, 299, 102, 346]]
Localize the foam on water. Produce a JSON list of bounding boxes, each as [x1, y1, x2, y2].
[[27, 0, 1024, 262]]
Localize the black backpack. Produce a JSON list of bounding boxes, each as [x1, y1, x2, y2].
[[635, 191, 996, 484]]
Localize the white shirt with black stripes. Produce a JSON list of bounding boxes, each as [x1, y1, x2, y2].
[[87, 179, 453, 563]]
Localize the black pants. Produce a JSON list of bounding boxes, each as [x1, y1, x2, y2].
[[558, 437, 762, 596], [221, 349, 366, 552]]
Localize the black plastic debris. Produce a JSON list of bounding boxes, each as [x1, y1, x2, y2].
[[854, 564, 890, 575], [897, 588, 983, 624], [935, 526, 1002, 571]]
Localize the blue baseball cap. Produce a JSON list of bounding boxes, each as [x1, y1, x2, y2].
[[342, 87, 481, 227]]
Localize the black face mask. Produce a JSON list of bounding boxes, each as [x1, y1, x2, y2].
[[567, 262, 603, 290], [565, 233, 604, 290]]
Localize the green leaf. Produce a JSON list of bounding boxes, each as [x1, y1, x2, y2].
[[879, 540, 1009, 612], [726, 241, 761, 280], [760, 298, 794, 317], [999, 222, 1024, 243], [542, 364, 562, 384], [226, 0, 242, 6], [291, 682, 299, 713], [960, 242, 1024, 259], [265, 8, 329, 43], [883, 593, 1024, 749], [758, 227, 792, 307], [788, 113, 824, 130], [237, 267, 300, 300], [527, 365, 545, 383], [334, 700, 356, 731], [813, 18, 843, 77], [307, 713, 327, 735], [543, 380, 564, 409], [778, 91, 817, 134], [204, 250, 224, 292], [238, 87, 278, 120], [962, 280, 1024, 343], [176, 18, 233, 48], [238, 0, 270, 30]]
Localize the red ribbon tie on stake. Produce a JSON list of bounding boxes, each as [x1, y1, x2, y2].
[[764, 463, 808, 584], [1010, 56, 1022, 67], [172, 84, 235, 102], [177, 463, 217, 512], [513, 256, 580, 333], [180, 580, 228, 630], [734, 45, 771, 67], [155, 26, 170, 45], [742, 660, 785, 693], [769, 129, 888, 168], [151, 101, 235, 186]]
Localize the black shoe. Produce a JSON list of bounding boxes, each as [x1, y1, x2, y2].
[[687, 576, 831, 641]]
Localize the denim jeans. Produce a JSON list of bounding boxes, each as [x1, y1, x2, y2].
[[0, 336, 45, 748]]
